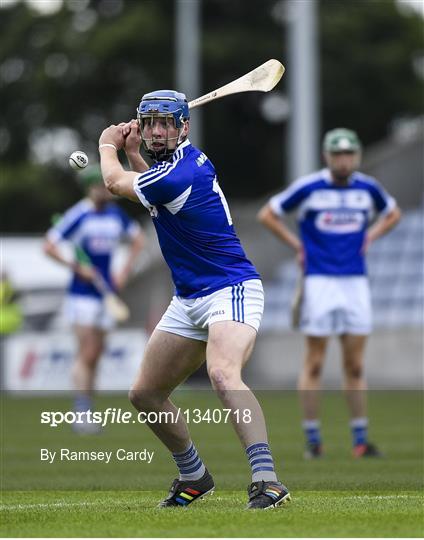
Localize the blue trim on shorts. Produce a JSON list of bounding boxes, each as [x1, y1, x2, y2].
[[231, 283, 245, 323]]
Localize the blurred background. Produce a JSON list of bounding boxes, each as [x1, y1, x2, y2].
[[1, 0, 423, 391]]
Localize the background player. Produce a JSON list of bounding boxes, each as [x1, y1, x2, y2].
[[97, 90, 291, 509], [257, 128, 401, 458], [43, 166, 145, 432]]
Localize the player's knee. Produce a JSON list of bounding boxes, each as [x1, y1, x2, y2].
[[129, 385, 170, 412], [79, 343, 102, 365], [306, 362, 322, 379], [346, 363, 363, 380], [128, 388, 141, 410], [208, 365, 238, 392], [77, 353, 98, 369], [87, 351, 101, 366], [128, 388, 155, 412]]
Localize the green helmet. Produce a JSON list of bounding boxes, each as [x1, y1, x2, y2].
[[323, 128, 361, 153], [78, 164, 103, 187]]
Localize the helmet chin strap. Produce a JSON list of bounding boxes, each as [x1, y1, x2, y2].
[[177, 121, 188, 145]]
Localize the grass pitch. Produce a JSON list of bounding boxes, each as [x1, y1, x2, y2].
[[2, 490, 422, 537], [1, 390, 423, 537]]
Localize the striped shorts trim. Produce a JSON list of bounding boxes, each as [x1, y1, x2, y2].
[[232, 283, 245, 323], [156, 279, 264, 342]]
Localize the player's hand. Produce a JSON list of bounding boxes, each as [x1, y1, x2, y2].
[[99, 125, 126, 151], [295, 245, 305, 271], [74, 264, 97, 282], [361, 234, 371, 255], [122, 119, 142, 155], [112, 268, 130, 291]]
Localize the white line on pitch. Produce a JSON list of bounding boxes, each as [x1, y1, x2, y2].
[[335, 495, 422, 500], [0, 501, 108, 511], [1, 493, 421, 511]]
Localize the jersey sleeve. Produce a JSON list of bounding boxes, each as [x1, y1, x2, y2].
[[269, 178, 314, 216], [46, 200, 88, 243], [133, 158, 193, 208], [365, 178, 397, 215]]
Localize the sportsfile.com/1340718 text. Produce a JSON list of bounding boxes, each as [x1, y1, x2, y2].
[[40, 407, 253, 428]]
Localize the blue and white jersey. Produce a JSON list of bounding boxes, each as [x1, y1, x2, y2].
[[269, 168, 397, 276], [133, 139, 259, 298], [47, 199, 141, 298]]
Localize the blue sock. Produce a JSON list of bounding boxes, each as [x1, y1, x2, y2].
[[74, 394, 93, 413], [350, 417, 368, 446], [246, 442, 278, 482], [302, 419, 321, 446], [172, 442, 205, 481]]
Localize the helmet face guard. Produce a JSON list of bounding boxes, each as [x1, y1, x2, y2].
[[137, 90, 190, 162]]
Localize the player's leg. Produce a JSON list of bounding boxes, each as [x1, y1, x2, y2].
[[298, 276, 337, 458], [340, 333, 367, 414], [129, 328, 206, 452], [72, 325, 105, 398], [206, 320, 266, 445], [129, 328, 214, 506], [71, 325, 105, 433], [72, 325, 105, 394], [297, 335, 328, 458], [340, 277, 381, 457], [65, 295, 108, 421], [340, 333, 381, 457], [206, 320, 290, 509]]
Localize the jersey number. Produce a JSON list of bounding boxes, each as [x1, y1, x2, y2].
[[213, 178, 233, 225]]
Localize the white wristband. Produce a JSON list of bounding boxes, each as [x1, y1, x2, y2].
[[99, 143, 117, 151]]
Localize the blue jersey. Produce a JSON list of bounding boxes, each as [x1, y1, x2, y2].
[[133, 139, 259, 298], [47, 199, 141, 297], [269, 168, 397, 276]]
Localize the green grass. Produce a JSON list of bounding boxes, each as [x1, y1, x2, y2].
[[1, 490, 422, 537], [1, 390, 423, 537]]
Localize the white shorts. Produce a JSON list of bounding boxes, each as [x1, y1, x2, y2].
[[156, 279, 264, 342], [64, 294, 114, 330], [300, 276, 372, 336]]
